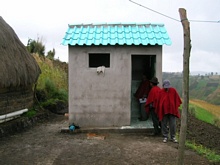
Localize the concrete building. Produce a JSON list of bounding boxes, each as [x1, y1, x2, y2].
[[62, 23, 171, 127]]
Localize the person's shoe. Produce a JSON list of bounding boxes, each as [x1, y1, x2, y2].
[[171, 137, 178, 143], [163, 137, 168, 143]]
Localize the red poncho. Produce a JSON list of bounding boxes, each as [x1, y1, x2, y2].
[[134, 80, 150, 99], [145, 86, 161, 113], [157, 87, 182, 121]]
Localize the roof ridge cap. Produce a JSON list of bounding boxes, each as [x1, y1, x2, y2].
[[68, 23, 164, 28]]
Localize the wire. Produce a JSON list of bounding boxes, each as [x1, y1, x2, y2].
[[129, 0, 220, 24], [189, 20, 220, 23], [129, 0, 180, 22]]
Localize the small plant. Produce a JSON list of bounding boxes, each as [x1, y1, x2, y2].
[[22, 108, 37, 118]]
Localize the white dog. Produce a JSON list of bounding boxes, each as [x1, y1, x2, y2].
[[97, 66, 105, 76]]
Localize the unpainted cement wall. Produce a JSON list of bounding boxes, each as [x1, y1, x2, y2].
[[68, 45, 162, 127]]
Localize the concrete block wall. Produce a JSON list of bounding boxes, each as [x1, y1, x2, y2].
[[68, 45, 162, 127]]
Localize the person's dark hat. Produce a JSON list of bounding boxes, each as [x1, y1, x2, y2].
[[163, 79, 171, 88], [150, 77, 159, 84]]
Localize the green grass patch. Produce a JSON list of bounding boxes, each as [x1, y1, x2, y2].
[[189, 104, 215, 125], [186, 141, 220, 163], [22, 109, 37, 118]]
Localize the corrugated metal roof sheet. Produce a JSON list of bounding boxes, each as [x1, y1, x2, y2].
[[61, 23, 171, 46]]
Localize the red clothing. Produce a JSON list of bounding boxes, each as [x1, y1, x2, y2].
[[134, 80, 150, 99], [145, 86, 161, 113], [157, 87, 182, 121]]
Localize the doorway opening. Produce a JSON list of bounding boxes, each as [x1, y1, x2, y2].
[[131, 55, 156, 127]]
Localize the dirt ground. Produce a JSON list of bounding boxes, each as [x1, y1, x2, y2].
[[178, 114, 220, 155], [0, 113, 219, 165]]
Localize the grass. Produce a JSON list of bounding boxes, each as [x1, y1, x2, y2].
[[189, 103, 215, 125], [33, 54, 68, 91], [189, 99, 220, 127], [178, 100, 220, 163], [190, 99, 220, 119], [186, 141, 220, 163], [32, 54, 68, 111], [22, 109, 37, 118]]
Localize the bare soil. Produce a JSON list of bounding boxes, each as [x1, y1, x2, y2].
[[0, 113, 219, 165], [178, 114, 220, 155]]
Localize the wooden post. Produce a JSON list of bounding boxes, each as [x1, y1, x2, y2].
[[177, 8, 191, 165]]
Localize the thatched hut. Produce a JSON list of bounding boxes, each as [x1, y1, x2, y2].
[[0, 16, 41, 116]]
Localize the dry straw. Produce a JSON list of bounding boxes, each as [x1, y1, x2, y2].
[[0, 16, 41, 88]]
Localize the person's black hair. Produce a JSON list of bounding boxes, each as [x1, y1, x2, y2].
[[151, 82, 158, 86]]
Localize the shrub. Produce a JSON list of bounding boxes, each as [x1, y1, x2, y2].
[[34, 54, 68, 91], [43, 78, 68, 102], [22, 108, 37, 118], [33, 54, 68, 114], [41, 99, 67, 114], [36, 78, 68, 113], [27, 38, 45, 57], [44, 78, 57, 98]]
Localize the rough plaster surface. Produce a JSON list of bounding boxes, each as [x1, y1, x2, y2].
[[68, 45, 162, 127]]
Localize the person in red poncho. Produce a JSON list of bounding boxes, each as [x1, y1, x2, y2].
[[145, 77, 161, 136], [134, 74, 150, 121], [157, 79, 182, 143]]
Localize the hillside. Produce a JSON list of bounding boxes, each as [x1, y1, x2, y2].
[[31, 60, 220, 105], [33, 54, 68, 114], [189, 99, 220, 119], [33, 54, 68, 90], [163, 72, 220, 105]]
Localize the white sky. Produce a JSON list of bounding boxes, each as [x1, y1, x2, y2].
[[1, 0, 220, 73]]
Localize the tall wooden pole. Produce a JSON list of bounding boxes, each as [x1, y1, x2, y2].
[[177, 8, 191, 165]]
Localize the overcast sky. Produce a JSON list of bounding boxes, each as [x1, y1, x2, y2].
[[1, 0, 220, 73]]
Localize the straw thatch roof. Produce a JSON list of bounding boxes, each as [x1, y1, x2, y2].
[[0, 16, 41, 88]]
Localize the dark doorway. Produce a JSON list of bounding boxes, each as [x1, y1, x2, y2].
[[131, 55, 156, 126], [131, 55, 156, 80]]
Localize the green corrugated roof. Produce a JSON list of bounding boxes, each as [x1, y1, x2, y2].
[[61, 23, 171, 46]]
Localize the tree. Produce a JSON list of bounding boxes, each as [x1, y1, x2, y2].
[[27, 37, 45, 57], [46, 48, 56, 60]]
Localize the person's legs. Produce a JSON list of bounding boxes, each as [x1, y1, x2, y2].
[[161, 115, 169, 142], [150, 108, 160, 135], [169, 115, 177, 142], [138, 103, 142, 120], [139, 103, 148, 120]]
